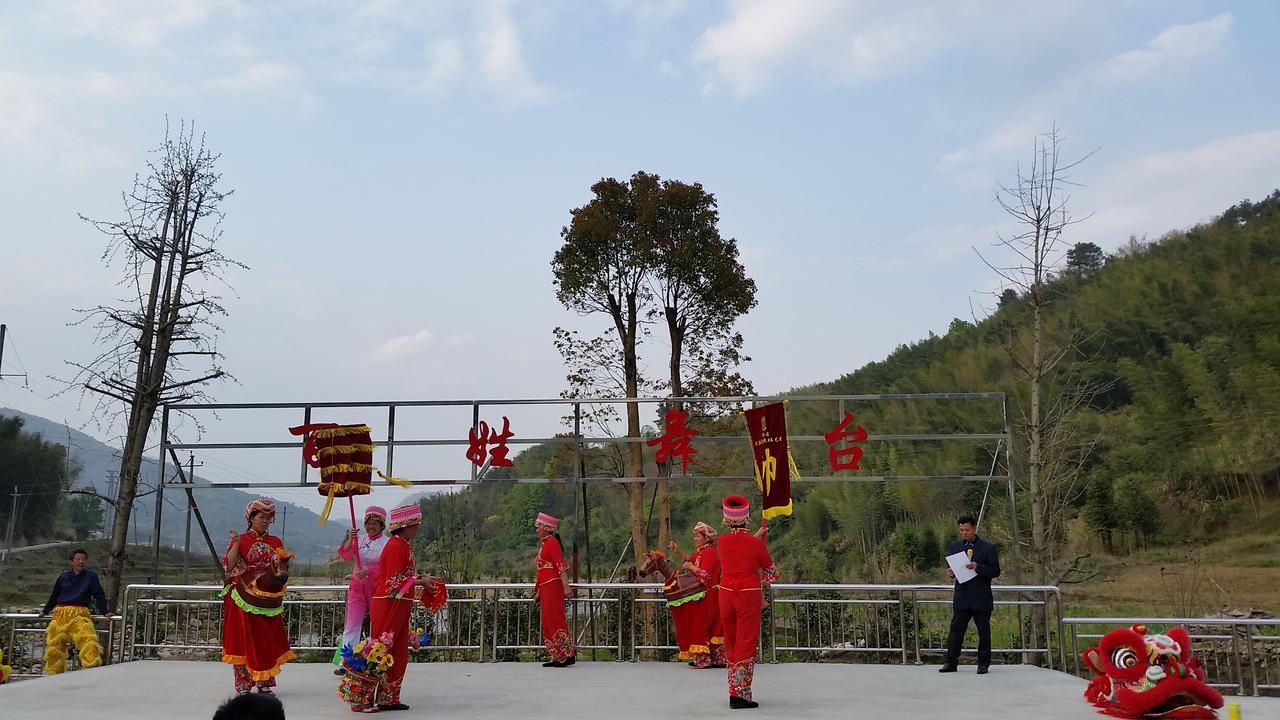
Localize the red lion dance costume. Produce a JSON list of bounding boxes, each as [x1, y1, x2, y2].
[[1083, 624, 1224, 719]]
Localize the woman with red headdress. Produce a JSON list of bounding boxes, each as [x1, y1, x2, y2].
[[669, 521, 725, 668], [534, 512, 576, 668], [717, 496, 777, 709], [221, 498, 295, 695], [367, 502, 443, 712]]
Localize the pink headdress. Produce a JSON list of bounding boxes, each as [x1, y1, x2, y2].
[[694, 521, 718, 540], [245, 498, 276, 525], [388, 502, 423, 532], [364, 505, 388, 524], [722, 496, 750, 525], [535, 512, 559, 530]]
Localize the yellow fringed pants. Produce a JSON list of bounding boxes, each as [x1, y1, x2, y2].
[[44, 605, 101, 675]]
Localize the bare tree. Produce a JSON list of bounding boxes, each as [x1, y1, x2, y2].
[[977, 126, 1099, 585], [62, 121, 242, 605]]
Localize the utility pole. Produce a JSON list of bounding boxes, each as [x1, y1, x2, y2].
[[181, 453, 203, 584], [105, 471, 118, 533], [3, 486, 17, 562], [281, 505, 288, 536], [0, 324, 30, 386]]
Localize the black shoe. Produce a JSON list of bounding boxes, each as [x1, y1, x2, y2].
[[563, 656, 576, 666], [377, 703, 410, 711], [977, 666, 989, 675], [542, 660, 566, 668], [729, 696, 759, 709], [938, 664, 958, 673], [688, 661, 697, 667], [333, 666, 346, 676]]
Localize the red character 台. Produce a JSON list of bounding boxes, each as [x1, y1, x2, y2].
[[824, 411, 868, 472]]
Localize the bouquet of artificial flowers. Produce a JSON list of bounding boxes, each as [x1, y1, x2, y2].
[[337, 632, 397, 711]]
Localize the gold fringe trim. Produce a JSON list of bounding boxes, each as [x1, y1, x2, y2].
[[223, 650, 296, 681], [319, 485, 338, 526], [710, 636, 725, 645], [319, 463, 378, 477], [310, 425, 372, 439], [378, 471, 413, 488], [317, 443, 374, 457], [688, 644, 710, 654]]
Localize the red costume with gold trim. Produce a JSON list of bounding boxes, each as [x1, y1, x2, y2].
[[221, 501, 295, 693], [689, 540, 725, 667], [536, 533, 575, 663], [717, 496, 777, 705], [370, 534, 417, 706]]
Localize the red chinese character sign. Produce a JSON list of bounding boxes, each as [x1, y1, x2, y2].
[[466, 416, 515, 468], [647, 407, 700, 475], [824, 411, 869, 471], [742, 402, 799, 520]]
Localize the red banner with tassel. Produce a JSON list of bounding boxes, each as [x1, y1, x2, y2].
[[742, 402, 798, 520]]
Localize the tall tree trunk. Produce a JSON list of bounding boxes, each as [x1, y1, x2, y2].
[[658, 310, 686, 553], [622, 294, 648, 569], [1030, 299, 1047, 584]]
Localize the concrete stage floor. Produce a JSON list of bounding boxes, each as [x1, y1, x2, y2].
[[4, 661, 1277, 719]]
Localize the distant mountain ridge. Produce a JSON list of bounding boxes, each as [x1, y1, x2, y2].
[[0, 407, 335, 561]]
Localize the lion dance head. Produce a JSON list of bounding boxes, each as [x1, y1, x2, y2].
[[1083, 625, 1224, 719]]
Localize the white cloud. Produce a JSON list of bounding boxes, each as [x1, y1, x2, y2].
[[210, 61, 301, 92], [1099, 13, 1232, 84], [0, 70, 127, 173], [693, 0, 852, 96], [692, 1, 1037, 96], [610, 0, 689, 26], [937, 14, 1235, 189], [921, 129, 1280, 265], [373, 330, 436, 362], [413, 39, 466, 95], [475, 0, 551, 106], [1076, 129, 1280, 249], [39, 0, 235, 48]]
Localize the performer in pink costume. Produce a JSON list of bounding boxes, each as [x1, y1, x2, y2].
[[332, 505, 389, 673]]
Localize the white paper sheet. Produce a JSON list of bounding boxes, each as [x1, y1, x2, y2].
[[946, 551, 977, 584]]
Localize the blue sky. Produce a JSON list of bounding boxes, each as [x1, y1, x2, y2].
[[2, 1, 1278, 511]]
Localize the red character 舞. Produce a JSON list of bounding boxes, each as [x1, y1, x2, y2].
[[647, 407, 700, 475]]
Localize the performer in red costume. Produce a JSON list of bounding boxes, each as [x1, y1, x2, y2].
[[668, 521, 725, 668], [716, 496, 777, 710], [368, 502, 442, 712], [221, 498, 295, 695], [534, 512, 576, 667]]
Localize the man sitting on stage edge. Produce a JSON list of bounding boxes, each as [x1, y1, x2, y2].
[[939, 514, 1000, 675], [40, 547, 110, 675]]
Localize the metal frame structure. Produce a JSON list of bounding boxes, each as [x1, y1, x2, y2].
[[149, 393, 1019, 582]]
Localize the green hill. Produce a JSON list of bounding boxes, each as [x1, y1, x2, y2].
[[0, 409, 335, 561]]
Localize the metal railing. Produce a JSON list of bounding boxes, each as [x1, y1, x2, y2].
[[1063, 617, 1280, 697], [0, 612, 123, 680], [113, 582, 1061, 666], [11, 585, 1277, 697]]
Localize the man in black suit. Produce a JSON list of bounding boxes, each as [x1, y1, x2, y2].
[[939, 514, 1000, 675]]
